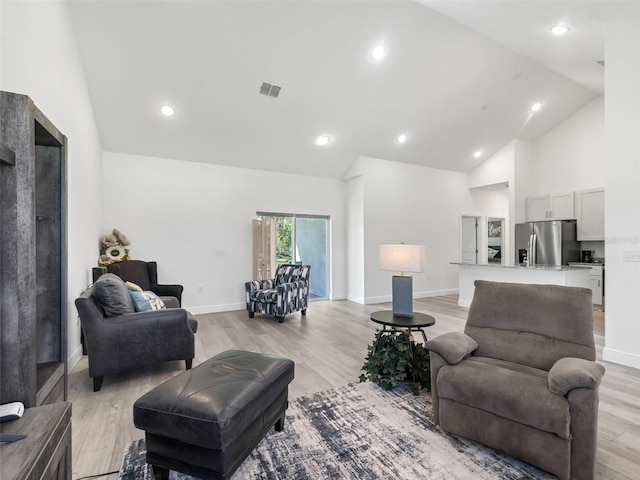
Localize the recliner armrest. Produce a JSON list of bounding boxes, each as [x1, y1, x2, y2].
[[425, 332, 478, 365], [548, 357, 605, 396]]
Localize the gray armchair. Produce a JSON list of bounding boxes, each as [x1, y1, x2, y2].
[[426, 280, 604, 480], [75, 274, 198, 392], [107, 260, 183, 305]]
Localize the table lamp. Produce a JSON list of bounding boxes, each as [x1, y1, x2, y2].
[[379, 244, 425, 317]]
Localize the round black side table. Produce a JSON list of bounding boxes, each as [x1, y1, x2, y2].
[[370, 310, 436, 344]]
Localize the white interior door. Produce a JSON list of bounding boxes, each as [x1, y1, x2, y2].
[[461, 216, 479, 264]]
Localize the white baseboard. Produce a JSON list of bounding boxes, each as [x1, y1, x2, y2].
[[458, 299, 471, 308], [347, 294, 365, 304], [330, 291, 346, 301], [186, 302, 246, 315], [603, 347, 640, 369], [68, 344, 83, 372], [415, 288, 458, 299], [365, 294, 390, 305], [366, 288, 458, 305]]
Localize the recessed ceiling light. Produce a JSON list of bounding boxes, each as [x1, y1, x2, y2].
[[531, 102, 542, 112], [473, 151, 482, 159], [371, 44, 386, 60], [316, 135, 331, 146], [550, 25, 570, 36], [397, 134, 408, 143], [160, 105, 175, 116]]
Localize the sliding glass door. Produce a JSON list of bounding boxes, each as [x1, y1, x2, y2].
[[257, 212, 329, 300]]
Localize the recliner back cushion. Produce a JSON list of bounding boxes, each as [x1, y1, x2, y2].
[[465, 281, 595, 370], [93, 273, 135, 317]]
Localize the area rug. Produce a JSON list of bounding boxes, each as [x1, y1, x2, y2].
[[120, 382, 553, 480]]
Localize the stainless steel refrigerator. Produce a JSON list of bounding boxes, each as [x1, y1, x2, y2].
[[515, 220, 580, 266]]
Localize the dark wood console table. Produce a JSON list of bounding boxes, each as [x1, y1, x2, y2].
[[0, 402, 71, 480]]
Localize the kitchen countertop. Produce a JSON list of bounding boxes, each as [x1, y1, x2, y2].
[[451, 262, 590, 271], [454, 261, 592, 307]]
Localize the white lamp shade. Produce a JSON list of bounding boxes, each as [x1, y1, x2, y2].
[[379, 244, 425, 273]]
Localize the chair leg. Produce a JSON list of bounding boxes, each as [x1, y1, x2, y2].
[[301, 309, 307, 316], [277, 316, 285, 323], [185, 359, 192, 370], [93, 376, 104, 392], [152, 465, 169, 480], [248, 311, 254, 318], [81, 327, 87, 355], [275, 413, 286, 431]]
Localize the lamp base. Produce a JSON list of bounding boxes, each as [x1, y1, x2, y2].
[[392, 275, 413, 317]]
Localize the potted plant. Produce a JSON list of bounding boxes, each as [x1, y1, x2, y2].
[[359, 330, 431, 392]]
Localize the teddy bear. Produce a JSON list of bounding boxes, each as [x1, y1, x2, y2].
[[98, 228, 131, 266]]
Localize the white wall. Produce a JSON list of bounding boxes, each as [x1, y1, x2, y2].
[[468, 140, 520, 264], [345, 175, 364, 303], [102, 152, 346, 313], [468, 141, 514, 190], [1, 2, 103, 369], [345, 156, 487, 304], [529, 96, 605, 194], [603, 15, 640, 369]]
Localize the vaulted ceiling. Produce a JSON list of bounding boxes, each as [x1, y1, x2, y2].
[[67, 1, 633, 179]]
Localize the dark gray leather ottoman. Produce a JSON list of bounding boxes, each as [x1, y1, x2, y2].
[[133, 350, 295, 480]]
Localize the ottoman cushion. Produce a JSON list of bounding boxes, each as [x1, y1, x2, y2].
[[133, 350, 294, 449]]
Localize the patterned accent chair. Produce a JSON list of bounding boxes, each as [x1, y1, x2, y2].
[[245, 264, 311, 323]]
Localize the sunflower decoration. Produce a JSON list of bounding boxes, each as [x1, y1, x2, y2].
[[98, 228, 131, 266]]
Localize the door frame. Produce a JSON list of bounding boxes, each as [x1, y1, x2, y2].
[[256, 211, 331, 300], [460, 213, 481, 264]]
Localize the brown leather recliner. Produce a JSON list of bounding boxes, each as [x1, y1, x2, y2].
[[426, 280, 605, 480]]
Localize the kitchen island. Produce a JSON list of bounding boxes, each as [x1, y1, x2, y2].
[[453, 263, 591, 307]]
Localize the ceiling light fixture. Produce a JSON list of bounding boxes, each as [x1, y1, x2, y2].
[[473, 151, 482, 159], [550, 25, 570, 36], [160, 105, 175, 117], [397, 134, 408, 143], [531, 102, 542, 112], [316, 135, 331, 146], [371, 44, 386, 60]]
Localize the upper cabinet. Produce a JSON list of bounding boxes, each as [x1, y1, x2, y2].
[[575, 188, 605, 241], [526, 192, 574, 222]]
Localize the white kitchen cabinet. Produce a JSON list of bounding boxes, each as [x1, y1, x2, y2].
[[589, 265, 604, 305], [525, 192, 574, 221], [550, 192, 575, 219], [575, 188, 605, 241], [526, 195, 549, 221], [569, 264, 603, 305]]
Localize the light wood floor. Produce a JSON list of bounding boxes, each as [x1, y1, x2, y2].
[[68, 296, 640, 480]]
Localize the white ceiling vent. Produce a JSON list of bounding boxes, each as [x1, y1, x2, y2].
[[259, 82, 281, 98]]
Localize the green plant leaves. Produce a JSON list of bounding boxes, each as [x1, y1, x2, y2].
[[360, 330, 431, 392]]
